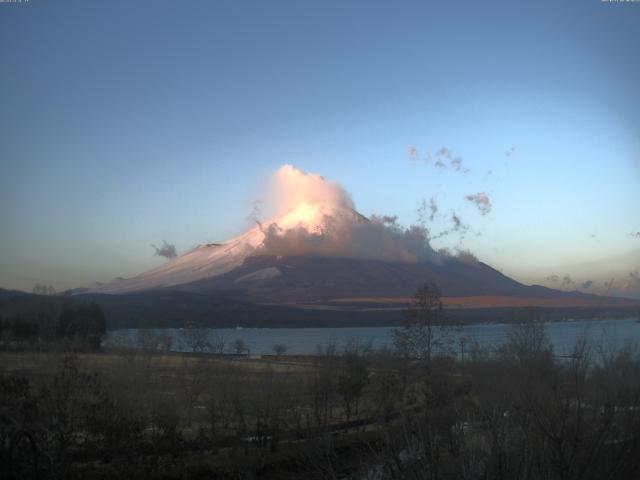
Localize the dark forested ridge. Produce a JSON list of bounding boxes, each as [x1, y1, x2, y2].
[[0, 289, 106, 348], [1, 288, 637, 331]]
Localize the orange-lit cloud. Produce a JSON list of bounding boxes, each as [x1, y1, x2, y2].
[[257, 165, 442, 263]]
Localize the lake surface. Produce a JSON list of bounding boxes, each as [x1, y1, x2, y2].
[[105, 317, 640, 357]]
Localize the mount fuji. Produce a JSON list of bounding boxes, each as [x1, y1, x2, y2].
[[93, 200, 385, 295], [82, 165, 636, 327]]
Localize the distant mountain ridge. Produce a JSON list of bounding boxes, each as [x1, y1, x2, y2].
[[2, 283, 636, 331]]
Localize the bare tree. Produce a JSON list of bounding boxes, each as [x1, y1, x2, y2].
[[392, 282, 445, 362], [180, 322, 212, 353], [309, 339, 338, 429], [233, 338, 247, 355], [208, 331, 225, 354], [203, 363, 234, 438], [502, 310, 551, 364], [336, 348, 369, 429], [178, 356, 210, 428], [370, 347, 401, 425], [273, 343, 287, 358]]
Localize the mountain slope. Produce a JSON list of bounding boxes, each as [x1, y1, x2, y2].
[[94, 228, 263, 294], [92, 201, 417, 295], [90, 197, 632, 309], [172, 254, 607, 304]]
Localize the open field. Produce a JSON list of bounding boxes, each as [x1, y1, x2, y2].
[[0, 350, 308, 376]]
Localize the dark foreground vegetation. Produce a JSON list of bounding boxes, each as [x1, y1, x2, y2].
[[2, 285, 640, 479], [3, 329, 640, 479]]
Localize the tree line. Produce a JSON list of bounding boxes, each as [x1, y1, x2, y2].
[[0, 302, 106, 350]]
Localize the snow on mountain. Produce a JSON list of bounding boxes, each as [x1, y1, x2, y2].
[[92, 164, 441, 295], [92, 201, 369, 294]]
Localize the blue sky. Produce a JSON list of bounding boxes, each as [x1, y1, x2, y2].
[[1, 0, 639, 296]]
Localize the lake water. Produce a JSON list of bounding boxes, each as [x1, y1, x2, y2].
[[105, 317, 640, 357]]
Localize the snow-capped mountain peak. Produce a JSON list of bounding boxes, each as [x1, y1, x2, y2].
[[92, 202, 363, 294]]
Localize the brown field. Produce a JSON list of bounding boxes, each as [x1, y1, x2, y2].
[[0, 349, 309, 378], [328, 295, 640, 308]]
